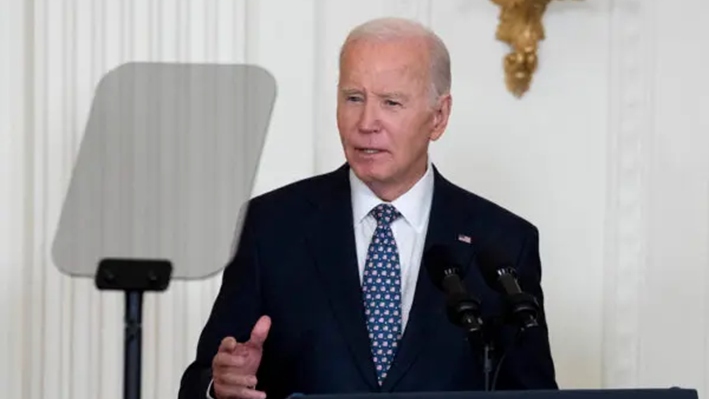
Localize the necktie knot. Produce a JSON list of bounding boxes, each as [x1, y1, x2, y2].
[[370, 203, 401, 227]]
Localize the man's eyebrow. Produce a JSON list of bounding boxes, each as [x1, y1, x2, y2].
[[376, 91, 410, 101], [338, 88, 410, 101], [339, 88, 362, 95]]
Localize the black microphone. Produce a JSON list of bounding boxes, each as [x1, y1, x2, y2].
[[425, 245, 496, 391], [476, 246, 540, 330], [424, 245, 483, 335]]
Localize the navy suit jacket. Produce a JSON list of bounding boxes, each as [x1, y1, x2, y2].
[[178, 164, 557, 399]]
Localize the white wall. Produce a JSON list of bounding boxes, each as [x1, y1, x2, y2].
[[2, 0, 708, 398]]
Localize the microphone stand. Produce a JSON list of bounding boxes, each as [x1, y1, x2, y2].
[[482, 341, 494, 391], [456, 304, 541, 392], [477, 318, 498, 392], [487, 293, 542, 391], [446, 296, 495, 391]]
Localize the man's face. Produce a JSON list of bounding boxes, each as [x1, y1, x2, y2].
[[337, 37, 451, 198]]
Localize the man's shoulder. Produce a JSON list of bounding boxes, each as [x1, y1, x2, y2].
[[243, 165, 347, 220], [255, 167, 343, 203], [437, 171, 538, 237]]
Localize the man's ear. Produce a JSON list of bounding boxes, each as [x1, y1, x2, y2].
[[430, 93, 452, 141]]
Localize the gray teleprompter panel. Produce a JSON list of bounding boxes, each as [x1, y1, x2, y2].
[[52, 62, 277, 280]]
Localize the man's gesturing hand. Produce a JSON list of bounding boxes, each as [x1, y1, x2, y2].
[[212, 316, 271, 399]]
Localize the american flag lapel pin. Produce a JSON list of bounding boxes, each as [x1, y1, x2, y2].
[[457, 234, 472, 244]]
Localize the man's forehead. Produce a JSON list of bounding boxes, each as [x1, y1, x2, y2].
[[345, 38, 427, 58], [340, 40, 429, 82]]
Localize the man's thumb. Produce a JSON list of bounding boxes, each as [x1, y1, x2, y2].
[[248, 315, 271, 347]]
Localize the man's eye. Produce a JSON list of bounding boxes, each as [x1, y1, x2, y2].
[[347, 96, 363, 102], [384, 100, 401, 107]]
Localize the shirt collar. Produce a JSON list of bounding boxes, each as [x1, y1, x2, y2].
[[349, 159, 434, 233]]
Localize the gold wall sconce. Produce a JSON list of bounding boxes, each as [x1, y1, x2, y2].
[[491, 0, 575, 98]]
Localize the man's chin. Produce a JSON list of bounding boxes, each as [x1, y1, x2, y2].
[[350, 164, 390, 184]]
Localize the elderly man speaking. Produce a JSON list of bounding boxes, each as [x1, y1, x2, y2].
[[178, 17, 557, 399]]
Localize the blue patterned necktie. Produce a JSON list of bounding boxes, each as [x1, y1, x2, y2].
[[362, 203, 403, 385]]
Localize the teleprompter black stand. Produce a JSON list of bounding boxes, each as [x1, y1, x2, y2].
[[95, 258, 172, 399]]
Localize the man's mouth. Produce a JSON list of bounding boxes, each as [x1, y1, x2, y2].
[[356, 147, 386, 154]]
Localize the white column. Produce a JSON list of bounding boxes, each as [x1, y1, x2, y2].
[[0, 0, 29, 398]]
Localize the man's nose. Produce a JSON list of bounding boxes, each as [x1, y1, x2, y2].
[[357, 100, 380, 133]]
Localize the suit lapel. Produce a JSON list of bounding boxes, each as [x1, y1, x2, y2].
[[381, 166, 477, 391], [303, 165, 378, 389]]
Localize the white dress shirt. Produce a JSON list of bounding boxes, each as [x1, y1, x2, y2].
[[349, 161, 434, 331], [207, 161, 434, 398]]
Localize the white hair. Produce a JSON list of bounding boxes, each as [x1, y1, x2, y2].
[[339, 17, 452, 102]]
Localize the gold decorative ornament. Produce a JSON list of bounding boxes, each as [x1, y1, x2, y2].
[[490, 0, 557, 97]]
